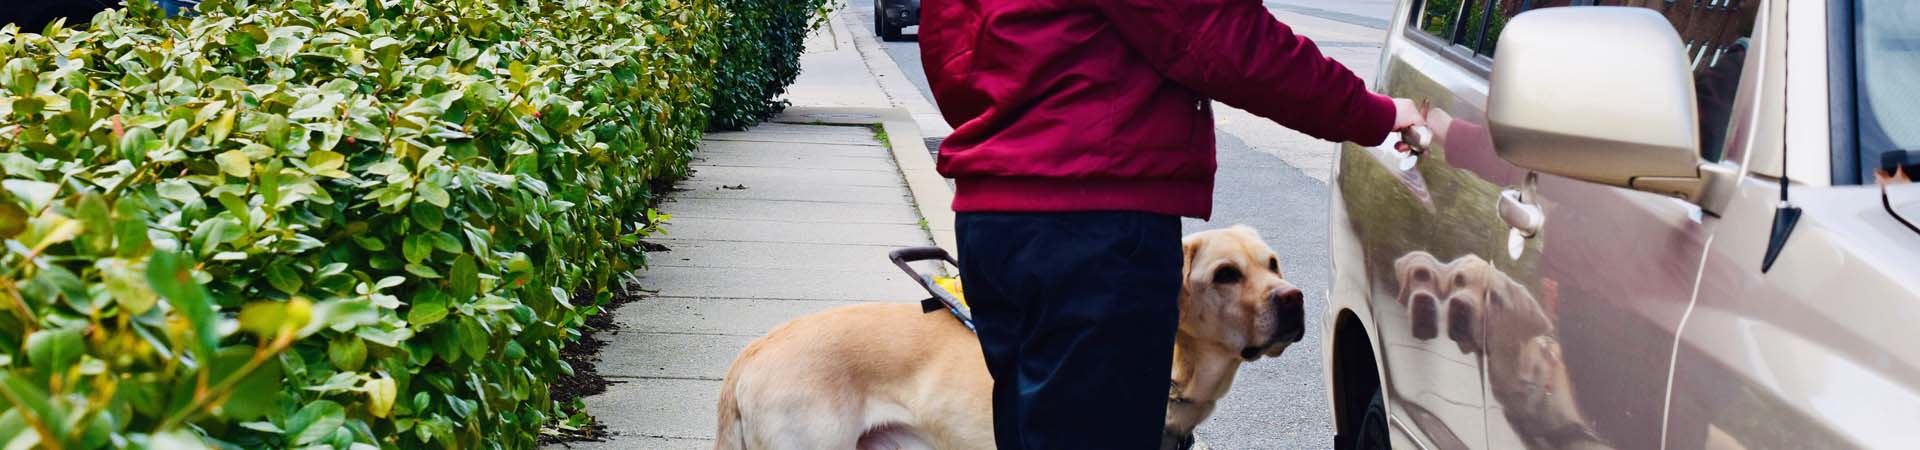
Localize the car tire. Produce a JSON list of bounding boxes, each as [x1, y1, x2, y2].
[[874, 0, 904, 42], [1350, 390, 1390, 450]]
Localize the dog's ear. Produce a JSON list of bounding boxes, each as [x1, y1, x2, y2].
[[1492, 271, 1554, 338], [1392, 252, 1434, 305], [1182, 236, 1201, 283]]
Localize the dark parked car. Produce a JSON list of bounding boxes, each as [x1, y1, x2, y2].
[[875, 0, 916, 41], [3, 0, 115, 31]]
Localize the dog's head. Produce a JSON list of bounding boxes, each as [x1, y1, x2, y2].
[[1393, 252, 1446, 341], [1164, 226, 1301, 450], [1180, 225, 1304, 362]]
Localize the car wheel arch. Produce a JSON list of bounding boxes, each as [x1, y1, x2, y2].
[[1331, 308, 1387, 448]]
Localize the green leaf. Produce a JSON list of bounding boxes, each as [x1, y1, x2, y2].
[[307, 150, 345, 172], [405, 263, 441, 279], [24, 327, 84, 372], [0, 201, 26, 240], [367, 376, 397, 418], [156, 180, 200, 204], [209, 108, 236, 144], [449, 255, 478, 300], [284, 400, 345, 445], [118, 126, 154, 164], [2, 180, 58, 212], [458, 317, 487, 360], [328, 337, 367, 371], [356, 327, 413, 348], [75, 193, 110, 253], [209, 76, 247, 91], [407, 289, 449, 327], [147, 250, 217, 362], [0, 373, 66, 439], [216, 150, 253, 178], [410, 204, 444, 231], [99, 258, 157, 314], [418, 183, 451, 208], [429, 232, 462, 254], [265, 114, 290, 149], [303, 298, 379, 337], [403, 234, 431, 263], [265, 263, 302, 294], [190, 216, 244, 255], [149, 429, 211, 450], [11, 96, 44, 117], [352, 235, 387, 251], [238, 301, 294, 338]]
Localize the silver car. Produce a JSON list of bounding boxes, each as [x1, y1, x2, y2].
[[1324, 0, 1920, 449]]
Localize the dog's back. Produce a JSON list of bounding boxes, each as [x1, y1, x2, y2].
[[714, 303, 993, 450]]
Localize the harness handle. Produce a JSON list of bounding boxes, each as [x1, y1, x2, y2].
[[888, 247, 957, 279]]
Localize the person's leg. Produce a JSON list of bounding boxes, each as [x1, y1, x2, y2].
[[958, 211, 1182, 450], [956, 213, 1032, 450]]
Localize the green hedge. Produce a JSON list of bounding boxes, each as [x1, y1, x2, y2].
[[0, 0, 812, 447], [708, 0, 828, 130]]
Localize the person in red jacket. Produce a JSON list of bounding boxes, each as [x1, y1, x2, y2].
[[920, 0, 1422, 448]]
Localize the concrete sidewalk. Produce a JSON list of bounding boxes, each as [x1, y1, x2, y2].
[[551, 10, 948, 450]]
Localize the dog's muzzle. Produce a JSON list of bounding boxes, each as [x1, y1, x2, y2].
[[1241, 287, 1306, 360]]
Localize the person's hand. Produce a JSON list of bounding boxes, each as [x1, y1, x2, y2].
[[1390, 98, 1429, 154], [1391, 98, 1426, 131]]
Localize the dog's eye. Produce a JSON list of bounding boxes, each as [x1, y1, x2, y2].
[[1213, 266, 1243, 284], [1268, 257, 1280, 274], [1413, 268, 1431, 282]]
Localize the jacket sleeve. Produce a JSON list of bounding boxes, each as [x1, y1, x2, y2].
[[1090, 0, 1397, 146]]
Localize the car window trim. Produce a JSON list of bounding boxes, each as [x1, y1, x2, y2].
[[1828, 0, 1860, 185], [1404, 22, 1496, 78]]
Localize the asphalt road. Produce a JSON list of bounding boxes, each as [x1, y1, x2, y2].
[[842, 1, 1395, 448]]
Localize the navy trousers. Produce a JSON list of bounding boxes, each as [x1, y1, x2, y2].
[[955, 212, 1183, 450]]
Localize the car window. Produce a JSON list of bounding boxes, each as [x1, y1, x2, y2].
[[1853, 0, 1920, 182], [1415, 0, 1477, 43], [1473, 0, 1760, 161], [1459, 0, 1509, 55]]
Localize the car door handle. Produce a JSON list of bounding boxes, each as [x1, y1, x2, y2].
[[1398, 124, 1434, 155], [1499, 188, 1544, 238]]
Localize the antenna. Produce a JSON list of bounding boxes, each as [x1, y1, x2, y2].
[[1761, 137, 1801, 273]]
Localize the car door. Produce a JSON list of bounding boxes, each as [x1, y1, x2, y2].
[[1349, 0, 1763, 449], [1467, 1, 1762, 449], [1664, 0, 1920, 448]]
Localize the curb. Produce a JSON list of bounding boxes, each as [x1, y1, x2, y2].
[[835, 9, 953, 138], [773, 106, 957, 257]]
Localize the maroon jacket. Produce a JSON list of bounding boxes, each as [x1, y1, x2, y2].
[[922, 0, 1397, 219]]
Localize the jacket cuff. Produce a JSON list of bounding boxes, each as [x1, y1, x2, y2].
[[1348, 92, 1398, 147]]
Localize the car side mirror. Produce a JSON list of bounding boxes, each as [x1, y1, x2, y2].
[[1488, 7, 1735, 211]]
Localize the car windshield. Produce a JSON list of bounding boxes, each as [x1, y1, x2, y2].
[[1855, 0, 1920, 180]]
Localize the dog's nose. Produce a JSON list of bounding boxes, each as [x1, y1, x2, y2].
[[1409, 293, 1438, 340], [1271, 286, 1304, 305], [1271, 287, 1305, 343], [1447, 298, 1479, 354]]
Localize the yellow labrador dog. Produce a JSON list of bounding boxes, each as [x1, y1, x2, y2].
[[712, 226, 1304, 450]]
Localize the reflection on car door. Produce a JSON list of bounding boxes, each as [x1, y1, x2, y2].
[[1472, 1, 1757, 449], [1351, 0, 1761, 449]]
